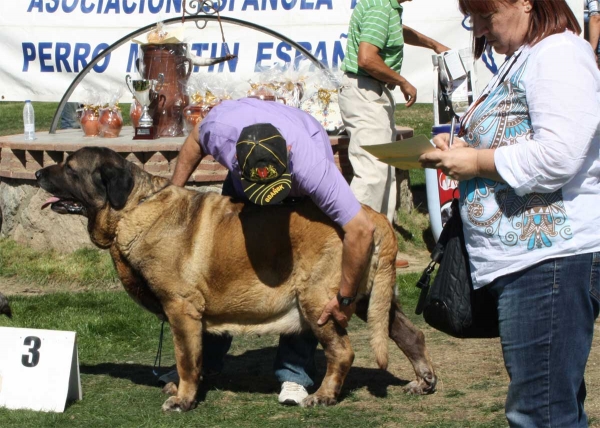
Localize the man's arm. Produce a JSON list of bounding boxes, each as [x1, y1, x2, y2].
[[317, 208, 375, 328], [357, 42, 418, 107], [171, 124, 204, 187], [402, 25, 449, 54]]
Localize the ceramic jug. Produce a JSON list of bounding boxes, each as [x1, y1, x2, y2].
[[138, 43, 192, 137]]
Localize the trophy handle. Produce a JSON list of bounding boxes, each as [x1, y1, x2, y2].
[[157, 94, 167, 109], [125, 75, 135, 98], [135, 58, 144, 77]]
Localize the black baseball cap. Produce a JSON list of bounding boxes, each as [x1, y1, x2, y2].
[[236, 123, 292, 205]]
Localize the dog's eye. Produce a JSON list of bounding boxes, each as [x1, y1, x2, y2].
[[65, 164, 78, 179]]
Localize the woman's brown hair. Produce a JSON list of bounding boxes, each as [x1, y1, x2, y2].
[[458, 0, 582, 58]]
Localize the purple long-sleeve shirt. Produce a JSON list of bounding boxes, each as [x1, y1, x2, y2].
[[199, 98, 361, 227]]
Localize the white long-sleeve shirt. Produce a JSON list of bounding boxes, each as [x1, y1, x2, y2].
[[460, 31, 600, 288]]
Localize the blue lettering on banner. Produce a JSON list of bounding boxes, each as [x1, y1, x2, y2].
[[81, 0, 94, 13], [39, 42, 54, 72], [46, 0, 59, 12], [21, 42, 111, 73], [241, 0, 329, 9], [105, 0, 121, 13], [276, 43, 292, 64], [293, 41, 311, 68], [255, 42, 273, 71], [122, 0, 136, 13], [148, 0, 163, 14], [92, 43, 111, 72], [257, 40, 345, 70], [25, 0, 337, 13], [281, 0, 296, 10], [27, 0, 42, 12], [22, 43, 36, 71], [127, 43, 140, 72], [56, 42, 72, 72], [63, 0, 80, 13], [26, 0, 184, 13], [74, 44, 91, 72]]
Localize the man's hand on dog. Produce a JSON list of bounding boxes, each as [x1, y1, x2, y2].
[[317, 297, 354, 329]]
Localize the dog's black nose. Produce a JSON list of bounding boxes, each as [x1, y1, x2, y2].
[[35, 169, 42, 180]]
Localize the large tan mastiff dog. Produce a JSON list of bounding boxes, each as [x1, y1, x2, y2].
[[36, 147, 437, 411]]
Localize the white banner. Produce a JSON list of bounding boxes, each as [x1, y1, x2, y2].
[[0, 0, 584, 104]]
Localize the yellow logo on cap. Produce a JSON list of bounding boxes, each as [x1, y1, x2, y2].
[[265, 184, 285, 203]]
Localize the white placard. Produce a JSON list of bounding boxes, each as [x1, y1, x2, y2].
[[0, 327, 82, 413]]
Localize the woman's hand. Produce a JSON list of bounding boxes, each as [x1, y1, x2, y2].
[[419, 146, 480, 181], [432, 132, 468, 151]]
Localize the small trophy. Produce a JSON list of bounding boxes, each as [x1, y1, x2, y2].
[[126, 74, 163, 140]]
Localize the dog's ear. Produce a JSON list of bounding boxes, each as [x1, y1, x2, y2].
[[99, 163, 134, 210]]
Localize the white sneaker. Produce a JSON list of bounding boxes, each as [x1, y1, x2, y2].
[[278, 381, 308, 406]]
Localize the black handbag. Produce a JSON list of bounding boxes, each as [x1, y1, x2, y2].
[[415, 199, 499, 339]]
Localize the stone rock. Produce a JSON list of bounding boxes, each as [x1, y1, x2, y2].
[[1, 180, 92, 253], [0, 178, 222, 254]]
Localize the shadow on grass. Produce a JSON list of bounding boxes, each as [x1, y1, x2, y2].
[[81, 346, 409, 403]]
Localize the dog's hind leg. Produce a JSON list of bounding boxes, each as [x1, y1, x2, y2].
[[161, 300, 204, 412], [388, 301, 437, 394]]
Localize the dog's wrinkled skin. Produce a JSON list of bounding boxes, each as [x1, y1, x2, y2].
[[36, 147, 436, 412]]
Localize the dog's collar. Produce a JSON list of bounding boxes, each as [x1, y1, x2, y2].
[[138, 183, 172, 205]]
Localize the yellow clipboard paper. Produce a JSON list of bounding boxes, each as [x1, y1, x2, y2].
[[362, 135, 436, 169]]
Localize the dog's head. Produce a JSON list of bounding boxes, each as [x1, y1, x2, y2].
[[36, 146, 134, 215], [36, 147, 135, 246]]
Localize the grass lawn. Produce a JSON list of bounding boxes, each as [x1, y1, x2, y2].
[[0, 280, 511, 428]]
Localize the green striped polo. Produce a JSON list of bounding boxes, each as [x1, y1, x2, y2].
[[341, 0, 404, 77]]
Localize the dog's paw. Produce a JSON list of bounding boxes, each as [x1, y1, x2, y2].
[[403, 376, 437, 395], [161, 382, 178, 396], [161, 396, 196, 412], [302, 394, 337, 407]]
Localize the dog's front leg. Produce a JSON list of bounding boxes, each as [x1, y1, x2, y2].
[[161, 300, 203, 412]]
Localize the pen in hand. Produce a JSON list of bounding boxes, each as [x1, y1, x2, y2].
[[449, 116, 456, 149]]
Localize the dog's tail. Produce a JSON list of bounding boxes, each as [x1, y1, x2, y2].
[[366, 219, 397, 371]]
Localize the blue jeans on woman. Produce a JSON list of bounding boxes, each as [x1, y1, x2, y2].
[[488, 252, 600, 428]]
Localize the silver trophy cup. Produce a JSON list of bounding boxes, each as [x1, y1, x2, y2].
[[125, 74, 164, 128]]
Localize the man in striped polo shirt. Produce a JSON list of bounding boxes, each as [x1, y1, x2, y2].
[[339, 0, 449, 265]]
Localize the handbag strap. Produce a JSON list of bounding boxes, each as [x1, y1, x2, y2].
[[415, 198, 461, 315]]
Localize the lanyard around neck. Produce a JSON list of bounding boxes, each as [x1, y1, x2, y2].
[[458, 47, 525, 136]]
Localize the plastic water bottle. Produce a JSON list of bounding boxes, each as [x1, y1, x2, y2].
[[23, 100, 36, 141]]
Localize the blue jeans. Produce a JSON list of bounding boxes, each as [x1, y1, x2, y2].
[[202, 332, 317, 387], [201, 173, 318, 388], [488, 252, 600, 428]]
